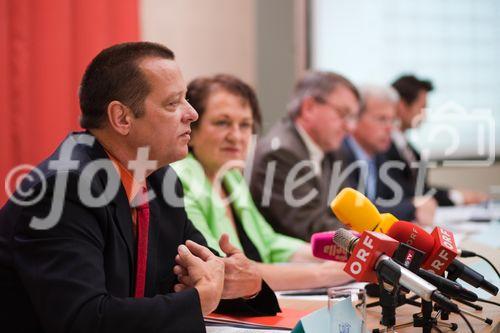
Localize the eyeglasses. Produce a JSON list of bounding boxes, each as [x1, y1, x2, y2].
[[314, 97, 358, 126], [366, 114, 397, 126]]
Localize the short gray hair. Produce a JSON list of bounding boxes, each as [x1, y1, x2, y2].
[[359, 85, 399, 115], [287, 71, 360, 118]]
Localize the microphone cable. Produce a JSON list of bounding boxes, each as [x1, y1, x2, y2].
[[475, 254, 500, 278], [476, 297, 500, 307], [434, 307, 474, 333], [460, 250, 500, 278], [458, 311, 475, 333]]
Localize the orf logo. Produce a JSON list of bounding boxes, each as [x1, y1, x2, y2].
[[422, 227, 458, 275], [344, 231, 399, 283]]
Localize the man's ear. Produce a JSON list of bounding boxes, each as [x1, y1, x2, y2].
[[397, 100, 408, 116], [299, 96, 316, 122], [107, 101, 132, 135]]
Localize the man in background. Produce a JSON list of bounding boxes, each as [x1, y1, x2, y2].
[[250, 71, 360, 241], [388, 74, 488, 208], [339, 85, 437, 225]]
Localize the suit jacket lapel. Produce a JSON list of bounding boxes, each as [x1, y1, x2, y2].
[[145, 193, 159, 296], [375, 153, 386, 197], [286, 118, 310, 160], [321, 153, 336, 203], [341, 141, 361, 188], [111, 187, 136, 274], [79, 132, 136, 277], [287, 119, 324, 187]]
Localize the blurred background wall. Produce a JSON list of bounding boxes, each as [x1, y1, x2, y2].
[[141, 0, 307, 130], [1, 0, 139, 205], [1, 0, 498, 205], [141, 0, 500, 199]]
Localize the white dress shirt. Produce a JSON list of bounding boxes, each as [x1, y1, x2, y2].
[[295, 123, 325, 176]]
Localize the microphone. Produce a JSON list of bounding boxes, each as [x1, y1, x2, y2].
[[311, 229, 478, 302], [310, 231, 350, 262], [332, 188, 477, 259], [391, 240, 478, 302], [387, 221, 498, 295], [417, 268, 478, 302], [331, 188, 499, 296], [331, 187, 398, 233], [333, 228, 459, 313], [388, 221, 458, 275]]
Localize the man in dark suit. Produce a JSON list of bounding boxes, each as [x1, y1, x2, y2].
[[388, 75, 488, 209], [338, 85, 436, 224], [0, 42, 277, 333], [250, 71, 360, 241]]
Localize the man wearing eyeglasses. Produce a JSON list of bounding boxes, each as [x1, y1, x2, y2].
[[250, 71, 360, 241], [338, 85, 437, 225]]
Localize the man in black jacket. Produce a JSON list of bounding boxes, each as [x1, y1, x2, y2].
[[388, 74, 488, 209], [0, 42, 278, 333]]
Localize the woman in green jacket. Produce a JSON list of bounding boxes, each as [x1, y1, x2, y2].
[[172, 74, 351, 291]]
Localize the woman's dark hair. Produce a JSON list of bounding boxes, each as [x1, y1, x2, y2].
[[79, 41, 175, 129], [186, 74, 262, 133]]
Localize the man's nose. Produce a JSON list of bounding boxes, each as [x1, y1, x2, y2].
[[184, 102, 198, 123]]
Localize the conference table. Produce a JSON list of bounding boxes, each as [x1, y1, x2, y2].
[[279, 235, 500, 332], [208, 208, 500, 332]]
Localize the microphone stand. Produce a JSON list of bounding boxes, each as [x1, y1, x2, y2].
[[372, 271, 401, 331], [370, 272, 458, 333], [365, 291, 421, 309], [437, 272, 482, 321], [435, 298, 493, 326], [373, 298, 458, 333], [412, 300, 458, 333]]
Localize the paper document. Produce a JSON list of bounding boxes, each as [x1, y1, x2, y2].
[[205, 307, 312, 330], [207, 326, 290, 333]]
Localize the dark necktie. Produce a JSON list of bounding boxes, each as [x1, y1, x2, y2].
[[134, 187, 150, 298], [400, 142, 418, 180], [320, 155, 332, 198], [366, 159, 377, 200]]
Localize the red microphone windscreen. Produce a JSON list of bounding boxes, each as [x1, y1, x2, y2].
[[386, 221, 434, 259], [343, 231, 399, 283], [311, 231, 349, 262]]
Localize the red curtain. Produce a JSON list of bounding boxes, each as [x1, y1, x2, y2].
[[0, 0, 139, 205]]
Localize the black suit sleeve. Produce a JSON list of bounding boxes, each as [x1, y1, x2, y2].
[[429, 186, 453, 206], [215, 281, 281, 316], [377, 198, 416, 221], [12, 173, 205, 333], [410, 145, 454, 206]]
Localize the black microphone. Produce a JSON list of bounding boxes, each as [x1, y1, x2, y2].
[[333, 229, 459, 313], [386, 221, 499, 296], [391, 241, 478, 302], [417, 269, 478, 302]]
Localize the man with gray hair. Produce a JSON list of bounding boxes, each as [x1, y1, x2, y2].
[[339, 85, 437, 224], [250, 71, 360, 241]]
